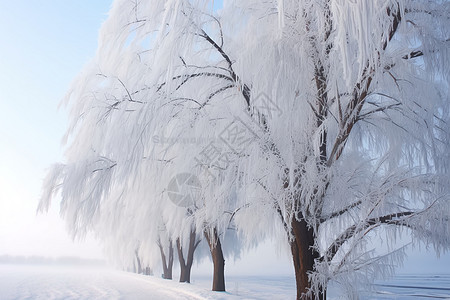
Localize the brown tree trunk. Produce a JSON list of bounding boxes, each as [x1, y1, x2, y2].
[[290, 217, 326, 300], [176, 229, 200, 283], [204, 227, 226, 291], [159, 239, 174, 279]]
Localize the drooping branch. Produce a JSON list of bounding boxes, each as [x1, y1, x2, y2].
[[201, 11, 224, 48], [117, 78, 144, 104], [203, 84, 235, 107], [166, 97, 203, 107], [224, 203, 250, 227], [156, 72, 233, 93]]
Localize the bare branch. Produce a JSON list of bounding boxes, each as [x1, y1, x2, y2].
[[203, 84, 235, 108]]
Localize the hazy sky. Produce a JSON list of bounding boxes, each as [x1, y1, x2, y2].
[[0, 0, 448, 276], [0, 0, 112, 259]]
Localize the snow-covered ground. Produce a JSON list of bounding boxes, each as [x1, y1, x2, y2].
[[0, 265, 296, 300], [0, 265, 449, 299]]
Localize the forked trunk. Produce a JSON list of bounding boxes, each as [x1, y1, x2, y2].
[[159, 239, 174, 279], [204, 227, 226, 291], [176, 229, 200, 283], [290, 217, 326, 300]]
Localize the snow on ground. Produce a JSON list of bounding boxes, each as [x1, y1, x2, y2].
[[0, 264, 449, 299], [0, 264, 197, 300], [0, 264, 296, 299], [191, 275, 297, 299]]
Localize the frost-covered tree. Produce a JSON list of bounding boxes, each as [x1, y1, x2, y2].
[[224, 1, 450, 299], [38, 0, 238, 291], [40, 0, 450, 299]]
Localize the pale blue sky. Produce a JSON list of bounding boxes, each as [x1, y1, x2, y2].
[[0, 0, 113, 258], [0, 0, 447, 276]]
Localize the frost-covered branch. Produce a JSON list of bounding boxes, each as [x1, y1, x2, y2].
[[319, 200, 363, 224], [197, 29, 251, 107]]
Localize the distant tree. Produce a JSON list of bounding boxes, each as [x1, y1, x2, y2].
[[134, 248, 142, 274], [144, 266, 153, 276], [39, 0, 450, 299]]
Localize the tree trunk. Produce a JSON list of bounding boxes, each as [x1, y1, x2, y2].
[[159, 239, 174, 279], [135, 249, 142, 274], [290, 217, 326, 300], [176, 229, 200, 283], [204, 227, 226, 292], [144, 266, 153, 276]]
